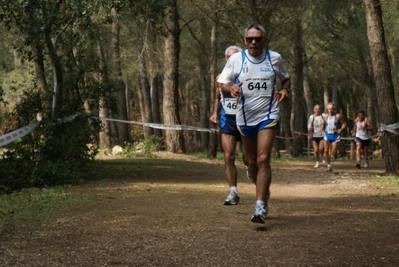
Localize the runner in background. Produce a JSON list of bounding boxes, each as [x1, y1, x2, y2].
[[209, 45, 246, 205], [323, 103, 347, 172], [351, 110, 374, 169], [307, 104, 325, 168]]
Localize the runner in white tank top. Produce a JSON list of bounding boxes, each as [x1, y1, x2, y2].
[[351, 110, 374, 169], [307, 105, 325, 168], [218, 23, 290, 224]]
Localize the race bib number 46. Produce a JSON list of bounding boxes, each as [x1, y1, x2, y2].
[[223, 98, 237, 115], [243, 77, 272, 96]]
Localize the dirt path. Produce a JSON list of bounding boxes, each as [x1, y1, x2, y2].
[[1, 153, 399, 267]]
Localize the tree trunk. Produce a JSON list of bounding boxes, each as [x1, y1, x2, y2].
[[290, 22, 304, 157], [30, 43, 47, 95], [323, 73, 329, 112], [97, 39, 112, 150], [147, 21, 162, 138], [279, 99, 291, 152], [111, 7, 129, 146], [151, 74, 163, 138], [208, 18, 218, 158], [363, 0, 399, 173], [197, 20, 210, 150], [44, 31, 63, 118], [163, 1, 185, 153], [136, 18, 153, 138], [332, 69, 339, 109], [303, 52, 313, 116]]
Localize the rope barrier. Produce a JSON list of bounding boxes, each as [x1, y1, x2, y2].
[[98, 117, 219, 133], [1, 113, 398, 148], [0, 113, 219, 148]]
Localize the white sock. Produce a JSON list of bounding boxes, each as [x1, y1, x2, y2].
[[230, 186, 238, 195], [327, 164, 331, 168], [256, 200, 265, 206]]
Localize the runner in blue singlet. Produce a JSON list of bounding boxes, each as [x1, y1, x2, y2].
[[210, 45, 246, 206], [323, 103, 347, 172]]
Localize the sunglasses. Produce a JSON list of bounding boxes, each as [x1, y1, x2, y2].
[[245, 36, 264, 43]]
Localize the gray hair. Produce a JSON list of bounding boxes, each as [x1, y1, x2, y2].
[[244, 23, 267, 38], [224, 45, 242, 56]]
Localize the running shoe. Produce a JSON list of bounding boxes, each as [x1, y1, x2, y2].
[[326, 165, 332, 172], [250, 203, 268, 224], [320, 154, 326, 163], [364, 161, 369, 168], [314, 162, 320, 168], [356, 162, 361, 169], [224, 193, 240, 205]]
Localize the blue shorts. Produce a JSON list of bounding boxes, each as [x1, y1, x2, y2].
[[312, 137, 324, 144], [324, 132, 340, 143], [355, 137, 371, 147], [237, 119, 278, 139], [220, 115, 241, 142]]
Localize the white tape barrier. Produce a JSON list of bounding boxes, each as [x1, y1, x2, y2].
[[380, 122, 399, 135], [0, 115, 219, 147], [99, 117, 218, 133], [0, 122, 40, 147], [3, 113, 397, 148]]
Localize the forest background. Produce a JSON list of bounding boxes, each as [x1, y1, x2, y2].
[[0, 0, 398, 190]]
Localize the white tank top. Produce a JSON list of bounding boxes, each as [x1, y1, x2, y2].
[[325, 114, 337, 134], [217, 49, 290, 126], [308, 114, 324, 137], [355, 118, 371, 140]]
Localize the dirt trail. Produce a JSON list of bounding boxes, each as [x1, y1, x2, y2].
[[1, 153, 398, 267]]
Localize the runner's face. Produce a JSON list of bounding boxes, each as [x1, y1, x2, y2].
[[327, 105, 335, 114], [245, 28, 266, 56], [225, 49, 239, 61], [314, 106, 321, 115], [358, 113, 365, 120]]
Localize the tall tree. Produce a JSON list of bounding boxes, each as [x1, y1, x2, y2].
[[290, 22, 305, 157], [111, 6, 129, 146], [163, 0, 185, 153], [207, 0, 219, 158], [363, 0, 399, 173], [303, 52, 314, 115], [97, 38, 113, 150], [135, 18, 154, 138], [197, 19, 210, 150]]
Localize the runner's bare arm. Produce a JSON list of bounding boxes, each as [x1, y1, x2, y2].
[[210, 77, 222, 124], [337, 114, 347, 134], [220, 82, 243, 98]]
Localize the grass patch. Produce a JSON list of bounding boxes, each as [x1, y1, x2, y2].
[[378, 174, 399, 186], [187, 150, 314, 164], [385, 175, 399, 186], [0, 186, 94, 227], [187, 150, 226, 160]]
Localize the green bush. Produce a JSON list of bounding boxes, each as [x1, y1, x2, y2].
[[0, 90, 99, 191], [124, 134, 163, 158]]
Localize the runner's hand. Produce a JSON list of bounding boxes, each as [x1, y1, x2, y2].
[[276, 89, 289, 103], [230, 82, 243, 98]]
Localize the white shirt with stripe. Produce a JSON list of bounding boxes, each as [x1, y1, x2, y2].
[[217, 49, 290, 126]]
